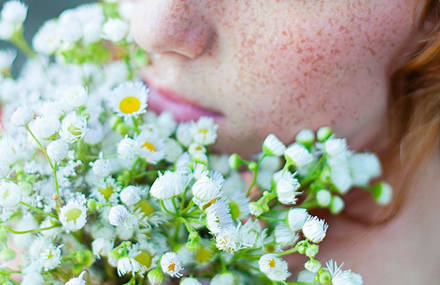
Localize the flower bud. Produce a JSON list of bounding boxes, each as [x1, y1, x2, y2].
[[284, 143, 314, 168], [302, 216, 328, 243], [305, 244, 319, 258], [329, 196, 345, 215], [316, 189, 331, 207], [287, 208, 309, 232], [296, 129, 315, 147], [304, 259, 321, 273], [147, 267, 164, 285], [229, 153, 242, 170], [249, 202, 264, 217], [317, 126, 332, 142], [318, 269, 332, 284], [108, 205, 130, 226], [248, 161, 258, 171], [370, 181, 392, 205], [11, 106, 33, 127], [87, 199, 97, 210]]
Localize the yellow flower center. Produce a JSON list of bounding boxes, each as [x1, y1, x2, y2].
[[135, 251, 152, 267], [65, 208, 82, 222], [196, 247, 213, 263], [142, 141, 156, 152], [119, 96, 141, 114], [136, 200, 154, 216], [98, 186, 114, 200], [199, 129, 208, 134], [168, 263, 176, 272], [2, 188, 10, 199], [195, 146, 203, 151], [269, 258, 276, 268]]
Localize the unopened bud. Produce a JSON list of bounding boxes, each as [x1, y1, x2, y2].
[[296, 129, 315, 147], [317, 126, 332, 142], [228, 154, 242, 170]]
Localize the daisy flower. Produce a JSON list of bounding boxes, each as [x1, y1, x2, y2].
[[59, 199, 88, 231], [190, 117, 218, 145], [273, 170, 301, 205], [284, 143, 314, 168], [111, 81, 148, 118], [0, 180, 22, 208], [150, 170, 187, 200], [287, 208, 309, 232], [160, 252, 184, 278], [258, 254, 290, 282], [302, 216, 328, 243], [135, 130, 166, 164]]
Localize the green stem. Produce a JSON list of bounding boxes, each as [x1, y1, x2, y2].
[[5, 224, 60, 234], [132, 116, 140, 134], [25, 125, 60, 196], [297, 201, 319, 210], [246, 154, 266, 197], [160, 200, 177, 217], [259, 215, 285, 222], [278, 247, 297, 257], [20, 201, 58, 219], [10, 29, 36, 58]]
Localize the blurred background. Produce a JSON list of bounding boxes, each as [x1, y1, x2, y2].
[[0, 0, 93, 72]]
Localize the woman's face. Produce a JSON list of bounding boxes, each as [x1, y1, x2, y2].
[[130, 0, 424, 158]]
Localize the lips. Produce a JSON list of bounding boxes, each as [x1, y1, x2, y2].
[[144, 80, 224, 122]]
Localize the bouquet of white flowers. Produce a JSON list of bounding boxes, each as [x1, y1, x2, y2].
[[0, 1, 392, 285]]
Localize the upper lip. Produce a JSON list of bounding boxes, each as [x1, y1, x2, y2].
[[143, 78, 224, 116]]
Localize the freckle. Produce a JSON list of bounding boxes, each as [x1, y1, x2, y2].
[[297, 47, 303, 54]]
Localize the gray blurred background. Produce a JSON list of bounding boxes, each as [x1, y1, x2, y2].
[[0, 0, 93, 73]]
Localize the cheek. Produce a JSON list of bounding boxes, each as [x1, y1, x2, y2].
[[225, 1, 415, 142]]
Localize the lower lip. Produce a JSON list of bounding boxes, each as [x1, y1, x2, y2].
[[146, 85, 224, 122]]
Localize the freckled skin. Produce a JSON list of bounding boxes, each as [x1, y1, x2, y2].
[[131, 0, 423, 158]]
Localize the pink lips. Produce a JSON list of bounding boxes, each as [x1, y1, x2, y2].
[[145, 82, 224, 122]]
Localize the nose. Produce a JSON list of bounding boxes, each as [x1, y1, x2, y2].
[[130, 0, 215, 60]]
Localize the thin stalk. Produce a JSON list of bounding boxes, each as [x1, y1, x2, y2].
[[246, 154, 266, 197], [5, 224, 60, 234], [20, 201, 58, 219], [25, 125, 60, 196]]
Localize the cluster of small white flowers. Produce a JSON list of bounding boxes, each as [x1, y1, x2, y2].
[[0, 1, 392, 284]]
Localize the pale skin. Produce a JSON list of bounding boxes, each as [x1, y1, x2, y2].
[[130, 0, 440, 283]]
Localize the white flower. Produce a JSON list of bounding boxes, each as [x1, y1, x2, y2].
[[284, 143, 314, 168], [296, 129, 315, 146], [83, 121, 105, 145], [206, 199, 234, 234], [63, 85, 88, 108], [160, 252, 184, 278], [326, 260, 363, 285], [92, 238, 113, 257], [305, 259, 321, 273], [188, 143, 208, 164], [120, 185, 141, 206], [32, 19, 61, 54], [30, 237, 62, 271], [238, 219, 266, 249], [102, 18, 128, 42], [316, 189, 332, 207], [215, 226, 241, 253], [258, 254, 290, 282], [324, 138, 348, 157], [11, 106, 33, 127], [150, 171, 187, 200], [47, 139, 69, 162], [0, 20, 14, 39], [65, 271, 87, 285], [58, 10, 83, 43], [90, 158, 112, 177], [176, 122, 193, 146], [273, 170, 301, 205], [164, 138, 183, 163], [192, 175, 222, 202], [60, 113, 87, 143], [1, 0, 27, 24], [180, 278, 202, 285], [111, 81, 148, 117], [0, 49, 16, 72], [287, 208, 309, 232], [263, 134, 286, 156], [0, 180, 21, 207], [274, 223, 299, 247], [108, 205, 130, 226], [135, 130, 166, 164], [302, 216, 328, 243], [117, 257, 144, 276], [59, 200, 87, 231], [21, 269, 44, 285], [297, 270, 316, 283], [190, 117, 218, 145], [30, 115, 60, 141], [117, 137, 138, 161], [211, 273, 235, 285], [349, 153, 381, 186], [330, 164, 353, 194]]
